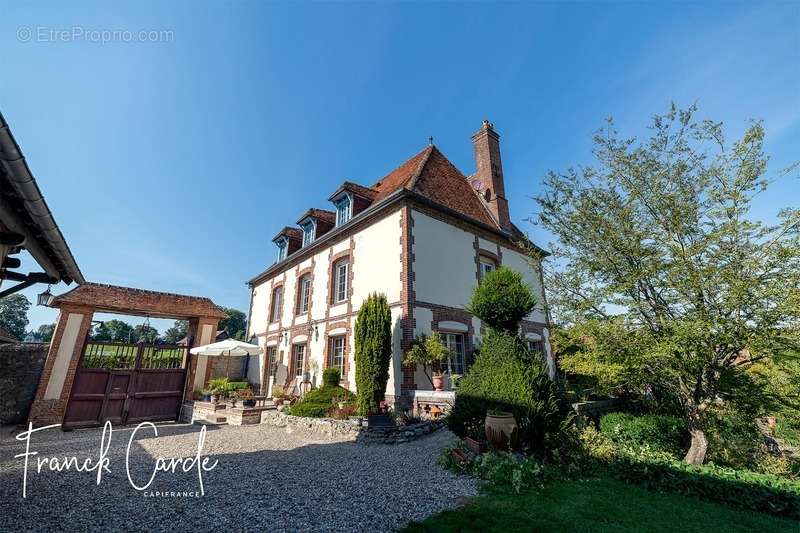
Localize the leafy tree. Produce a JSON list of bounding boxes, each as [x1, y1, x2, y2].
[[133, 324, 159, 344], [353, 293, 392, 415], [403, 334, 453, 387], [163, 320, 188, 344], [0, 294, 31, 339], [28, 323, 56, 343], [537, 104, 800, 464], [219, 307, 246, 340], [92, 319, 135, 342], [467, 266, 536, 333]]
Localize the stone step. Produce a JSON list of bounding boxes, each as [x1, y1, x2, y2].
[[194, 414, 228, 426]]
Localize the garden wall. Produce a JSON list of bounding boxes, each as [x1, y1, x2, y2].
[[0, 343, 48, 425], [260, 411, 444, 444]]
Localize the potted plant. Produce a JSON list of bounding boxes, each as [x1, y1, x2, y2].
[[201, 390, 212, 402], [403, 334, 453, 392], [207, 377, 229, 404], [464, 420, 488, 454], [239, 388, 256, 408], [272, 384, 285, 405], [485, 409, 518, 450]]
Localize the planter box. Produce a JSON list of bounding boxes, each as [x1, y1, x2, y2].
[[465, 436, 488, 455]]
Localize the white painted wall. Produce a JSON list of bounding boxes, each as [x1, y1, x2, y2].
[[412, 210, 476, 308], [250, 208, 403, 395], [43, 312, 84, 400]]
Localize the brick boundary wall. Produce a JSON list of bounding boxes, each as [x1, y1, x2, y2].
[[0, 343, 49, 425]]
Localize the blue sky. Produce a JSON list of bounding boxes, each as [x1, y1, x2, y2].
[[2, 1, 798, 331]]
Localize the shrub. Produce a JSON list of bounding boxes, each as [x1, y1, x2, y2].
[[466, 267, 536, 333], [288, 385, 355, 418], [271, 384, 285, 399], [609, 454, 800, 519], [448, 329, 562, 454], [322, 367, 341, 387], [354, 293, 392, 415], [600, 413, 688, 457], [207, 377, 229, 393]]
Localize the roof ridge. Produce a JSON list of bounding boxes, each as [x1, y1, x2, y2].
[[406, 145, 435, 191]]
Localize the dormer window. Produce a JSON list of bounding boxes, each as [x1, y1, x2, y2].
[[335, 194, 352, 227], [301, 221, 316, 247], [276, 238, 288, 261]]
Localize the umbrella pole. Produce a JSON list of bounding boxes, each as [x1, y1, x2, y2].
[[226, 349, 230, 379]]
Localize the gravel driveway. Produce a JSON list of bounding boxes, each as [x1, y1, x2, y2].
[[0, 422, 476, 532]]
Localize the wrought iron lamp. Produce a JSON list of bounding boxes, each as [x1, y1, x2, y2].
[[36, 285, 54, 306]]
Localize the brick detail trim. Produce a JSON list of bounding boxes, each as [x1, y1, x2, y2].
[[399, 205, 417, 392]]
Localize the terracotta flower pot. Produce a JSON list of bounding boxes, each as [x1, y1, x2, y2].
[[485, 412, 518, 450], [432, 375, 444, 391]]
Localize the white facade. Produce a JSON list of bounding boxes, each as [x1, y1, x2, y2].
[[247, 203, 552, 401]]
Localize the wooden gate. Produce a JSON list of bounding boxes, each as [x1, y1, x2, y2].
[[63, 341, 188, 428]]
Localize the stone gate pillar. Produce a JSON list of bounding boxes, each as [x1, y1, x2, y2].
[[28, 305, 94, 426]]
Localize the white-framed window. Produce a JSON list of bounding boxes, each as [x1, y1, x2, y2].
[[277, 238, 288, 261], [335, 195, 352, 227], [296, 275, 311, 315], [266, 346, 278, 377], [479, 257, 497, 280], [329, 336, 345, 373], [439, 332, 465, 375], [269, 286, 282, 322], [333, 259, 349, 303], [301, 221, 315, 247], [292, 343, 305, 378], [527, 340, 544, 358]]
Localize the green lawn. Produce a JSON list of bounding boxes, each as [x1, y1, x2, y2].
[[402, 477, 799, 532]]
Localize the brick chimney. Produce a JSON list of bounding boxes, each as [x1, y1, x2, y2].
[[471, 120, 511, 231]]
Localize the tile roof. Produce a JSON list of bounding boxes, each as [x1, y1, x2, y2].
[[371, 145, 497, 227], [272, 226, 303, 243], [297, 208, 336, 225], [329, 181, 378, 201], [51, 282, 227, 319]]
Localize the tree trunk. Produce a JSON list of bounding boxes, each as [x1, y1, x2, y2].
[[684, 417, 708, 465]]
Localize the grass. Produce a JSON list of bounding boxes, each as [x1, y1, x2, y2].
[[401, 476, 799, 532]]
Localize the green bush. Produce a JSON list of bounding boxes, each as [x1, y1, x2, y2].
[[447, 329, 562, 454], [466, 267, 536, 333], [322, 367, 341, 387], [354, 293, 392, 415], [287, 385, 355, 418], [225, 381, 249, 392], [609, 454, 800, 519], [600, 412, 688, 457]]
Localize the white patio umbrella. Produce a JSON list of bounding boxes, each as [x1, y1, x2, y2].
[[190, 339, 263, 379]]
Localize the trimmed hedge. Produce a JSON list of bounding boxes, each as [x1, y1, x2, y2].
[[288, 385, 354, 418], [448, 330, 561, 453], [610, 455, 800, 519], [600, 412, 688, 457], [323, 367, 341, 388]]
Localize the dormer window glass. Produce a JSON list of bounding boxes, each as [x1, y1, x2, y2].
[[276, 238, 288, 261], [335, 194, 352, 227], [301, 221, 316, 247]]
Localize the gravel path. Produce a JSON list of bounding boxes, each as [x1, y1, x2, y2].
[[0, 422, 476, 532]]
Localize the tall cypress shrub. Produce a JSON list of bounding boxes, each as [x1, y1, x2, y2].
[[354, 292, 393, 415]]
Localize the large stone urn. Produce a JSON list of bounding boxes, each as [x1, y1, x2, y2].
[[485, 411, 518, 450]]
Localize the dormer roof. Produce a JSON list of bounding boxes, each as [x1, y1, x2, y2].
[[328, 181, 378, 202], [296, 208, 336, 226]]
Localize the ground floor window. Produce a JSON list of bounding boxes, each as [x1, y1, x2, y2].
[[439, 332, 465, 375], [292, 344, 306, 378], [328, 336, 345, 374], [527, 340, 544, 358], [266, 346, 277, 377]]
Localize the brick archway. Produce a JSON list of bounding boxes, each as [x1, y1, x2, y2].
[[28, 283, 225, 427]]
